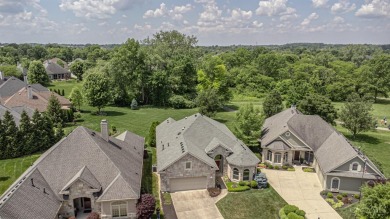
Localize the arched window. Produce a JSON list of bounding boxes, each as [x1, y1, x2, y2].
[[243, 169, 250, 181], [233, 168, 239, 180], [331, 177, 340, 191], [351, 162, 360, 171], [274, 153, 282, 163], [267, 151, 272, 161], [112, 201, 127, 217]]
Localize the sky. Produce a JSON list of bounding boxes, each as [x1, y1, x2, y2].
[[0, 0, 389, 45]]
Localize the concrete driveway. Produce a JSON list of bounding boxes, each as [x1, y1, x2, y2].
[[170, 189, 227, 219], [263, 166, 342, 219]]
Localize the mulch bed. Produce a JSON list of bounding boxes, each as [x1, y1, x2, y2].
[[160, 191, 178, 219]]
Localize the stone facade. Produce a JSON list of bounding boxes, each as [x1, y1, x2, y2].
[[228, 164, 257, 182], [206, 145, 231, 176], [160, 154, 216, 192], [59, 180, 100, 218], [100, 200, 137, 219]]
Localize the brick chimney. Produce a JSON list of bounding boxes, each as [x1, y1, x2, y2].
[[27, 85, 33, 99], [24, 75, 28, 83], [101, 119, 109, 141]]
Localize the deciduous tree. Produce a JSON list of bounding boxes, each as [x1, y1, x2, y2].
[[69, 87, 83, 111], [355, 183, 390, 219], [263, 90, 284, 118], [235, 103, 263, 146], [297, 93, 337, 125], [83, 71, 111, 114], [196, 88, 222, 117], [28, 60, 50, 86], [339, 94, 374, 137]]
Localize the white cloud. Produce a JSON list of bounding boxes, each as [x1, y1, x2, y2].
[[231, 8, 253, 20], [333, 16, 345, 23], [256, 0, 289, 16], [312, 0, 328, 8], [143, 3, 192, 20], [252, 20, 263, 28], [331, 0, 356, 14], [355, 0, 390, 18], [279, 7, 298, 21], [198, 1, 222, 23], [143, 3, 167, 18], [134, 23, 152, 30], [301, 12, 319, 26]]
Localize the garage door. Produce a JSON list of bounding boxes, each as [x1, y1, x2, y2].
[[170, 176, 207, 192]]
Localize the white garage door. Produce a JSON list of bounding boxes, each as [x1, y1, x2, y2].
[[170, 176, 207, 192]]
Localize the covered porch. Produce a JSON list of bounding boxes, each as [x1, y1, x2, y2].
[[263, 141, 314, 166]]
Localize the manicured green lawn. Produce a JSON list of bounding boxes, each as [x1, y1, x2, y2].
[[335, 126, 390, 177], [0, 154, 41, 196], [48, 79, 82, 97], [217, 187, 287, 219], [336, 203, 358, 219]]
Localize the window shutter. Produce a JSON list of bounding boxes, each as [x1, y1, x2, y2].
[[349, 164, 352, 171]]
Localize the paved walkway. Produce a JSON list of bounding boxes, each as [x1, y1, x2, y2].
[[263, 166, 342, 219], [171, 189, 227, 219]]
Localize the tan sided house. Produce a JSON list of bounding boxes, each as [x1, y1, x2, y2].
[[0, 120, 144, 219], [260, 107, 385, 193], [157, 113, 260, 192]]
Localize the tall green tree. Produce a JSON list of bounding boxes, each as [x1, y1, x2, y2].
[[0, 119, 5, 159], [355, 183, 390, 219], [28, 60, 50, 86], [197, 56, 232, 103], [147, 121, 159, 147], [83, 71, 111, 114], [69, 87, 83, 111], [235, 103, 263, 146], [297, 93, 337, 125], [262, 90, 284, 118], [18, 111, 32, 155], [70, 60, 85, 81], [339, 94, 374, 137], [46, 94, 63, 127], [196, 88, 222, 117], [3, 111, 18, 158]]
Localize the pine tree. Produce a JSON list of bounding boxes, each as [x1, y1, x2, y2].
[[3, 111, 18, 158], [61, 89, 65, 96], [30, 110, 43, 154], [55, 123, 65, 142], [18, 111, 32, 155], [41, 113, 56, 149], [47, 93, 63, 127]]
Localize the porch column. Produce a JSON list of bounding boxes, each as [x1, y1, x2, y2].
[[272, 152, 275, 164], [262, 149, 267, 163], [280, 151, 284, 165]]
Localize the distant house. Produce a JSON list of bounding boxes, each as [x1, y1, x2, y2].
[[0, 104, 34, 126], [260, 107, 386, 193], [0, 76, 71, 112], [0, 120, 145, 219], [44, 59, 71, 80], [157, 113, 260, 192]]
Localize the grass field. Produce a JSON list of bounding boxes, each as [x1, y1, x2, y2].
[[216, 187, 287, 219], [0, 154, 41, 195]]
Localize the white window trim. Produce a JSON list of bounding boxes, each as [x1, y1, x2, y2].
[[233, 168, 240, 180], [185, 161, 192, 170], [350, 162, 361, 172], [111, 201, 128, 218], [267, 151, 272, 162], [331, 177, 340, 191], [243, 169, 250, 181], [274, 152, 282, 164]]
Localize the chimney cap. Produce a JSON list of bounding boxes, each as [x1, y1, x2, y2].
[[101, 119, 107, 123]]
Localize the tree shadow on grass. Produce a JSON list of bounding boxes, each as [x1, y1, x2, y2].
[[0, 176, 10, 182], [214, 118, 228, 123], [346, 133, 381, 145], [375, 98, 390, 105]]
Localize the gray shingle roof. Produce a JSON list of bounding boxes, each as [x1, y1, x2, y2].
[[0, 168, 61, 219], [44, 62, 70, 75], [0, 77, 26, 100], [262, 108, 385, 178], [60, 166, 101, 194], [0, 125, 144, 218], [157, 113, 260, 172], [10, 105, 35, 117], [267, 140, 291, 150], [0, 104, 22, 125], [97, 174, 137, 201]]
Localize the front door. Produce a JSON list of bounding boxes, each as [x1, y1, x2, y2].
[[294, 151, 300, 160], [83, 197, 91, 210]]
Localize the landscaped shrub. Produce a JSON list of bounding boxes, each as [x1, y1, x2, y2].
[[287, 212, 304, 219], [239, 181, 246, 186], [268, 165, 274, 169], [259, 163, 266, 168], [332, 201, 344, 209], [283, 205, 299, 215], [245, 181, 251, 186], [320, 190, 327, 196], [86, 212, 100, 219], [131, 98, 139, 110], [226, 182, 250, 192], [282, 165, 288, 170], [287, 167, 295, 171], [327, 192, 334, 198], [295, 209, 306, 217], [168, 95, 195, 109], [279, 208, 288, 219], [303, 167, 314, 172], [336, 194, 343, 200], [354, 194, 360, 199], [250, 180, 258, 188], [275, 166, 280, 170], [341, 193, 348, 197], [326, 198, 336, 205], [137, 194, 156, 219]]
